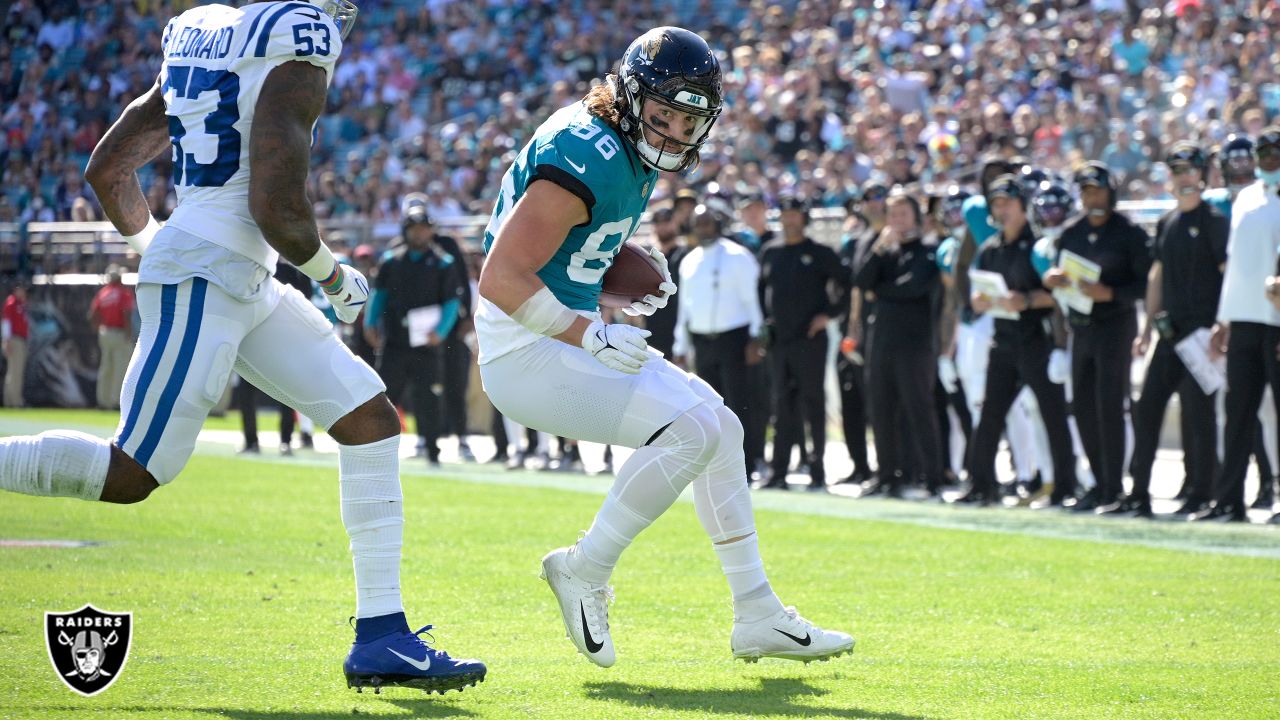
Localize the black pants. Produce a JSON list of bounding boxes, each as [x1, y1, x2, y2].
[[692, 326, 757, 476], [866, 340, 942, 485], [969, 337, 1076, 498], [934, 377, 971, 479], [837, 351, 872, 476], [768, 334, 828, 484], [490, 407, 509, 457], [379, 344, 442, 459], [1071, 316, 1136, 502], [1129, 337, 1218, 501], [442, 337, 471, 438], [237, 379, 294, 448], [1213, 322, 1280, 508]]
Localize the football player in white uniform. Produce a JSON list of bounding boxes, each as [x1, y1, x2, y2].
[[476, 27, 854, 667], [0, 0, 484, 694]]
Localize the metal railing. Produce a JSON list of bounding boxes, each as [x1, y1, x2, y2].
[[0, 200, 1175, 279]]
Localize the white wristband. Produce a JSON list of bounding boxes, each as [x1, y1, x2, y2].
[[297, 243, 340, 284], [122, 216, 160, 254], [511, 286, 579, 338]]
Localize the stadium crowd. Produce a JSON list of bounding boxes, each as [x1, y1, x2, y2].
[[3, 0, 1280, 523], [6, 0, 1280, 225]]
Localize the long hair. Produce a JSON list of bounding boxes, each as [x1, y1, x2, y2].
[[582, 77, 623, 129]]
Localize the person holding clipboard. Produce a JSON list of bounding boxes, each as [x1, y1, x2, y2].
[[960, 175, 1077, 507], [1042, 160, 1154, 513]]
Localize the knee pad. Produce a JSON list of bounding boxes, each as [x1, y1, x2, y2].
[[652, 402, 721, 468], [693, 406, 756, 542]]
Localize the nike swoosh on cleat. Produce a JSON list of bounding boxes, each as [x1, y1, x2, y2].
[[580, 602, 604, 653], [566, 157, 587, 174], [387, 647, 432, 670], [774, 628, 812, 646]]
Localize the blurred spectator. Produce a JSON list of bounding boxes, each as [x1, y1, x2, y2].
[[8, 2, 1280, 229], [88, 265, 134, 410], [2, 283, 29, 407]]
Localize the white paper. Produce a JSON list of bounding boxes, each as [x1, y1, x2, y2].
[[1053, 250, 1103, 315], [407, 305, 442, 348], [1174, 328, 1226, 395], [969, 269, 1019, 321]]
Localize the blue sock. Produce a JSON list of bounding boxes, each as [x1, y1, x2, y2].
[[354, 612, 410, 643]]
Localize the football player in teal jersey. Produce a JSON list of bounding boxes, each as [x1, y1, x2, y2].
[[475, 27, 853, 668]]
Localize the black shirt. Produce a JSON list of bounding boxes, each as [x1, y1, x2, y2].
[[1154, 201, 1228, 337], [1056, 212, 1153, 325], [854, 236, 940, 352], [376, 244, 464, 349], [758, 237, 846, 344], [974, 224, 1052, 344]]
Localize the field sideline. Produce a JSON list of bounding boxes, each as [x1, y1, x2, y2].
[[1, 412, 1278, 719]]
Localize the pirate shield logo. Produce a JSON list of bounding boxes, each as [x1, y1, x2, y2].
[[45, 605, 132, 696]]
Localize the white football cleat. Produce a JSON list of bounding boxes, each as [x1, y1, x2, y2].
[[539, 547, 616, 667], [731, 606, 855, 663]]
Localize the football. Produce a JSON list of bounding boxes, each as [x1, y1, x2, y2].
[[599, 240, 665, 309]]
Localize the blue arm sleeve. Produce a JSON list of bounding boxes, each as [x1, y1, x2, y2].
[[365, 288, 386, 327], [436, 299, 460, 338]]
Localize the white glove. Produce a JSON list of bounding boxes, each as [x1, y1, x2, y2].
[[1047, 348, 1070, 385], [323, 264, 370, 324], [621, 246, 678, 317], [937, 356, 959, 394], [581, 320, 651, 374]]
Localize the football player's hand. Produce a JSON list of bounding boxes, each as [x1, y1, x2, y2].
[[621, 246, 677, 317], [581, 320, 651, 374], [324, 264, 369, 324]]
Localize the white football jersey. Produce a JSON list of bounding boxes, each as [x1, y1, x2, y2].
[[157, 1, 342, 271]]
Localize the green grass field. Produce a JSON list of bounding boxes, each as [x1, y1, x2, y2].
[[1, 411, 1279, 719]]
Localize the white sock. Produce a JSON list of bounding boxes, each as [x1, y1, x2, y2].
[[0, 430, 111, 500], [339, 436, 405, 619], [714, 534, 783, 622], [567, 404, 720, 585]]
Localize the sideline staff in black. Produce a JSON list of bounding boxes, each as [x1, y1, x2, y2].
[[854, 191, 944, 496], [1044, 160, 1153, 511], [962, 176, 1077, 506], [837, 182, 889, 486], [1116, 143, 1227, 517], [365, 205, 464, 466], [758, 192, 846, 491]]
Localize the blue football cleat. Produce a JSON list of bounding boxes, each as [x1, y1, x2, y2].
[[344, 624, 486, 695]]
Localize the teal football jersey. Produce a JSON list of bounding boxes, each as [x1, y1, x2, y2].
[[1202, 188, 1233, 221], [482, 102, 658, 310], [962, 195, 998, 245]]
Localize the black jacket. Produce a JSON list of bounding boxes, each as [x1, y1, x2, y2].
[[1056, 211, 1153, 325], [854, 236, 940, 352], [758, 237, 846, 345]]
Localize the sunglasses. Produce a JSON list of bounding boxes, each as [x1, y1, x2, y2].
[[1169, 164, 1199, 176], [1256, 146, 1280, 161]]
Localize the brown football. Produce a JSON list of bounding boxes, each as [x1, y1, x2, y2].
[[599, 240, 665, 309]]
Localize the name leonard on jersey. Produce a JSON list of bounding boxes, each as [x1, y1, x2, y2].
[[166, 25, 235, 61]]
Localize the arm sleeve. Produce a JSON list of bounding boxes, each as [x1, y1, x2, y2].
[[1112, 225, 1153, 305], [1211, 214, 1230, 266], [741, 254, 764, 338], [365, 289, 386, 327], [1, 319, 10, 343], [853, 247, 885, 291], [436, 299, 460, 338]]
